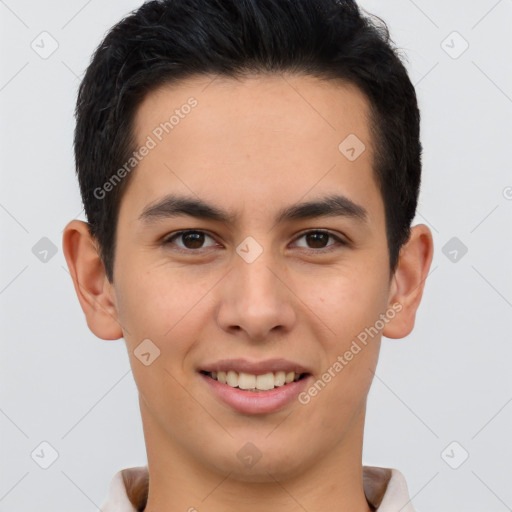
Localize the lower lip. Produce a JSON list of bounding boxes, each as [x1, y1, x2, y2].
[[200, 372, 312, 415]]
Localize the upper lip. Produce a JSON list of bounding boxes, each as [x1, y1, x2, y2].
[[199, 358, 311, 376]]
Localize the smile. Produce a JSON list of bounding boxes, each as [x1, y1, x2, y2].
[[199, 370, 312, 415]]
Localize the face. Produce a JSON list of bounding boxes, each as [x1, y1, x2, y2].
[[109, 74, 395, 481]]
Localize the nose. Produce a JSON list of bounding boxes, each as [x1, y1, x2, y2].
[[215, 249, 296, 343]]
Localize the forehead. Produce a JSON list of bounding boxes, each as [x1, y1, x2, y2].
[[134, 73, 372, 148], [122, 73, 382, 227]]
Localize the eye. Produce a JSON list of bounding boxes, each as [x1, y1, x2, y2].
[[292, 230, 347, 253], [163, 230, 218, 252]]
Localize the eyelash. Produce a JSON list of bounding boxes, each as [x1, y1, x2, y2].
[[162, 229, 349, 255]]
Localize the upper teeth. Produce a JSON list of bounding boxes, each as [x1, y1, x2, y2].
[[209, 370, 301, 390]]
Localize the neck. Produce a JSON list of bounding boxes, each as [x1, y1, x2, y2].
[[140, 399, 373, 512]]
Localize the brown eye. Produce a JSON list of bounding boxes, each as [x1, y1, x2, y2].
[[293, 230, 346, 252], [180, 232, 205, 249], [304, 232, 330, 249], [163, 230, 217, 251]]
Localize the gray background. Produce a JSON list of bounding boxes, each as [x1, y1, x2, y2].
[[1, 0, 511, 510]]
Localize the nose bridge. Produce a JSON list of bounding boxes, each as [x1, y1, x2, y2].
[[238, 250, 279, 301], [234, 240, 282, 309], [231, 229, 277, 288]]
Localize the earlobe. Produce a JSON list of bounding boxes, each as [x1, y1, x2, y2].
[[62, 220, 124, 340], [382, 224, 434, 339]]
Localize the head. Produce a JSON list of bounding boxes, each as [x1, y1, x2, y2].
[[63, 0, 433, 488]]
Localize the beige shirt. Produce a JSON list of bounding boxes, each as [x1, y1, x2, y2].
[[100, 465, 418, 511]]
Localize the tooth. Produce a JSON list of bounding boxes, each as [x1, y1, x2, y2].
[[285, 371, 295, 383], [238, 372, 256, 390], [211, 369, 303, 389], [226, 370, 239, 387], [256, 372, 275, 390], [274, 371, 286, 386]]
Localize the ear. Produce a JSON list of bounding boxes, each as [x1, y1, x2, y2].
[[382, 224, 434, 339], [62, 220, 123, 340]]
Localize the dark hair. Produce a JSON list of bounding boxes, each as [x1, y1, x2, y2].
[[74, 0, 421, 283]]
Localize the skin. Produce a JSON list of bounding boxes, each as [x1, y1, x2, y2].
[[63, 73, 433, 512]]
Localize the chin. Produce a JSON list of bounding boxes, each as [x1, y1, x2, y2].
[[200, 442, 312, 483]]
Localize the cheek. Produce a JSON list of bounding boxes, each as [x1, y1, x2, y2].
[[116, 262, 191, 335], [302, 267, 387, 404], [311, 266, 390, 345], [114, 267, 207, 414], [114, 263, 215, 374]]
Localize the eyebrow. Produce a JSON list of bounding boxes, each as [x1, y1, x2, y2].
[[138, 193, 368, 226]]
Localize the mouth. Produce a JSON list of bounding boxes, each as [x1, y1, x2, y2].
[[200, 369, 309, 392], [198, 361, 313, 414]]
